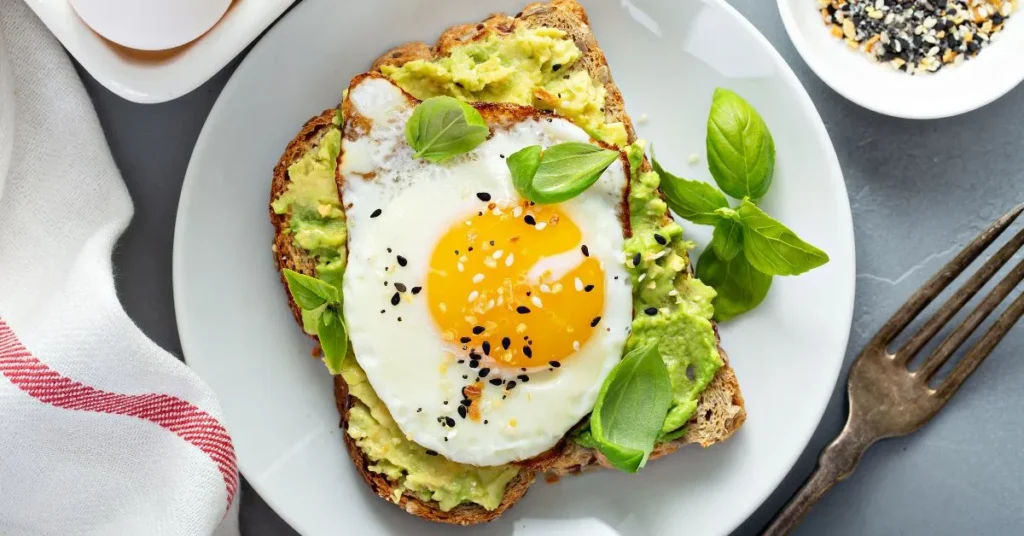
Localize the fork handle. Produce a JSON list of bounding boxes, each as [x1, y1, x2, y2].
[[762, 422, 874, 536]]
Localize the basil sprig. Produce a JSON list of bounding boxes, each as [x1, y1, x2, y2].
[[650, 87, 827, 321], [589, 342, 673, 473], [283, 269, 348, 374], [706, 88, 775, 201], [405, 96, 489, 162], [508, 142, 620, 204]]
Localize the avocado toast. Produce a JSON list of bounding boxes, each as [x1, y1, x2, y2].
[[269, 0, 745, 525]]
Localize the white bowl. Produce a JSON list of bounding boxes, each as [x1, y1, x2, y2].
[[68, 0, 231, 51], [777, 0, 1024, 119]]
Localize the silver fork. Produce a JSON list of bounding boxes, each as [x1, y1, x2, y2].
[[764, 203, 1024, 535]]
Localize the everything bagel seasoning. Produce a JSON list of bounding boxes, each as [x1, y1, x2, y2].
[[820, 0, 1017, 74]]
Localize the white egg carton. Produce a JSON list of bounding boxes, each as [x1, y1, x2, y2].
[[26, 0, 295, 103]]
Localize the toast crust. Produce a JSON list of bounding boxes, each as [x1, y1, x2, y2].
[[270, 0, 746, 525]]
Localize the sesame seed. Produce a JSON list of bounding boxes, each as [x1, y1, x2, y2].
[[370, 208, 382, 218], [584, 284, 595, 292], [397, 255, 408, 267], [380, 309, 385, 314], [517, 306, 531, 314], [482, 341, 491, 355], [581, 245, 590, 257], [387, 248, 392, 253], [394, 282, 407, 292], [590, 316, 601, 327], [654, 233, 667, 245], [477, 192, 492, 201], [445, 417, 456, 427], [478, 367, 490, 378], [457, 262, 465, 272], [425, 449, 438, 456], [390, 293, 400, 306], [469, 359, 479, 368], [518, 374, 530, 382], [492, 250, 504, 259], [531, 296, 543, 308], [572, 341, 580, 351], [535, 221, 547, 230], [524, 215, 536, 225], [397, 317, 402, 322], [506, 380, 517, 390], [472, 273, 485, 284], [523, 346, 533, 358], [460, 336, 472, 344], [468, 291, 479, 302], [489, 378, 503, 386], [472, 325, 485, 335], [644, 307, 658, 316], [502, 337, 511, 350], [549, 360, 561, 368], [505, 254, 514, 267], [574, 277, 583, 291], [411, 286, 422, 294], [458, 405, 468, 418], [632, 253, 641, 266]]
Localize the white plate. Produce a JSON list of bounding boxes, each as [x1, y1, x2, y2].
[[778, 0, 1024, 119], [173, 0, 856, 534], [25, 0, 293, 103]]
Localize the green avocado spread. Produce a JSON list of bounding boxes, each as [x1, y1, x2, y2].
[[381, 27, 628, 147], [271, 26, 722, 512], [270, 126, 347, 290], [340, 357, 520, 511]]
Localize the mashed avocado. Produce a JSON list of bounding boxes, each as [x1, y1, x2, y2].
[[270, 127, 347, 289], [622, 142, 722, 437], [340, 358, 520, 511], [381, 27, 628, 147]]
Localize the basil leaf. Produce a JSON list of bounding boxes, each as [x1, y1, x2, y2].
[[659, 426, 688, 443], [706, 88, 775, 201], [651, 149, 729, 226], [736, 199, 829, 276], [590, 342, 672, 473], [405, 96, 489, 162], [509, 142, 619, 204], [283, 269, 341, 309], [710, 219, 743, 261], [317, 307, 348, 374], [697, 247, 773, 322]]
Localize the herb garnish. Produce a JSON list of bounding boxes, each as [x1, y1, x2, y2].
[[508, 142, 619, 204], [405, 96, 489, 162], [283, 269, 348, 373]]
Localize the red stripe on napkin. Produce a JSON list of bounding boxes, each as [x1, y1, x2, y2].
[[0, 319, 238, 509]]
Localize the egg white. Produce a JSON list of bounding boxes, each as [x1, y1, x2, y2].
[[339, 77, 632, 466]]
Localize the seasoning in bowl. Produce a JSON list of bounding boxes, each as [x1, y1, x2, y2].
[[819, 0, 1017, 74]]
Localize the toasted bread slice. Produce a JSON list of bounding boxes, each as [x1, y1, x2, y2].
[[270, 0, 746, 525]]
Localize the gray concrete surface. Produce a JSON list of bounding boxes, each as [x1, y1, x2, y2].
[[76, 0, 1022, 534]]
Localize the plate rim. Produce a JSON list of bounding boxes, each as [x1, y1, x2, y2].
[[173, 0, 856, 533]]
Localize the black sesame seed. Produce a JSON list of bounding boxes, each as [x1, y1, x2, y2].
[[644, 307, 658, 316], [518, 375, 530, 382], [380, 309, 385, 314], [552, 63, 562, 71], [443, 400, 448, 405], [584, 284, 594, 292], [444, 437, 449, 441], [462, 374, 468, 379], [445, 417, 456, 427], [476, 192, 492, 201], [499, 154, 505, 159], [411, 286, 422, 294], [396, 255, 408, 267], [482, 341, 491, 355], [516, 306, 531, 314], [581, 245, 589, 257], [489, 378, 503, 386], [590, 316, 601, 327], [425, 449, 438, 456], [458, 405, 468, 418], [460, 336, 472, 344], [468, 247, 474, 251], [506, 380, 517, 390], [461, 398, 472, 407], [370, 208, 382, 218], [478, 368, 491, 378], [524, 215, 536, 225], [632, 252, 641, 267], [394, 282, 407, 293], [417, 407, 423, 412], [484, 419, 489, 424], [472, 326, 485, 335], [522, 346, 533, 358], [654, 234, 667, 245], [390, 293, 400, 306], [397, 317, 402, 322], [502, 337, 511, 350], [387, 247, 392, 253], [469, 359, 479, 368], [549, 360, 561, 368], [457, 359, 465, 364]]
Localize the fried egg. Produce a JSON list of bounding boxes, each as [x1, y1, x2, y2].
[[339, 76, 632, 466]]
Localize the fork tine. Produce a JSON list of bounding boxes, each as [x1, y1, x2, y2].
[[868, 203, 1024, 352], [916, 258, 1024, 380], [935, 290, 1024, 400], [894, 226, 1024, 366]]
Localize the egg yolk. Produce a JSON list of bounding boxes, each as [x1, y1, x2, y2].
[[427, 200, 604, 370]]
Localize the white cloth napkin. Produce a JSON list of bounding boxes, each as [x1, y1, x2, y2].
[[0, 3, 240, 535]]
